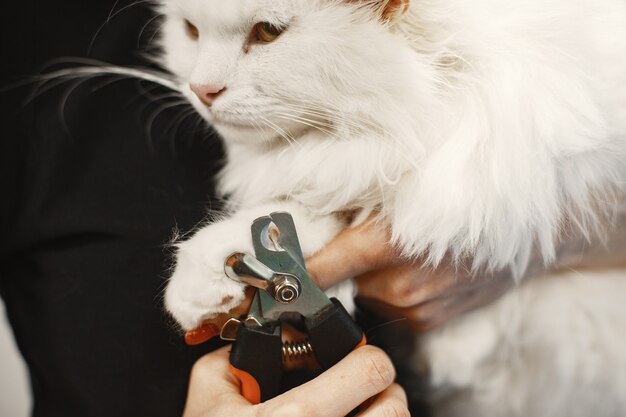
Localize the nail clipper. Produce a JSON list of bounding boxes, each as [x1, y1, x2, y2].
[[221, 211, 366, 404]]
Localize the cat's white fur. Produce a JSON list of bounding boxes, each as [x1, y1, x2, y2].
[[160, 0, 626, 415]]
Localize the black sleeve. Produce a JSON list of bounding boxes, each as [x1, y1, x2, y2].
[[0, 1, 226, 416]]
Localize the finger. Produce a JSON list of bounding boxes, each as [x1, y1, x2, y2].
[[358, 295, 469, 332], [306, 216, 402, 289], [261, 345, 396, 417], [183, 346, 251, 417], [354, 262, 450, 308], [358, 277, 513, 331], [432, 278, 513, 323], [357, 296, 448, 332], [357, 383, 409, 417], [355, 261, 512, 309]]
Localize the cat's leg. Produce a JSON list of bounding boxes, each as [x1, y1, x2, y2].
[[164, 201, 345, 331]]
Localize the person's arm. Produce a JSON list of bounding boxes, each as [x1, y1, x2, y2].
[[308, 208, 626, 331], [182, 345, 409, 417], [194, 207, 626, 337]]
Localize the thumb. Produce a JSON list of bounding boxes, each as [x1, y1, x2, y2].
[[183, 346, 251, 417]]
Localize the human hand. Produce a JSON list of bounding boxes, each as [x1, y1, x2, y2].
[[182, 344, 408, 417], [311, 208, 626, 331], [185, 214, 515, 344], [186, 205, 626, 344], [306, 218, 514, 331]]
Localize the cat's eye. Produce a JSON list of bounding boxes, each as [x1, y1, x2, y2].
[[251, 22, 285, 44], [185, 19, 199, 40]]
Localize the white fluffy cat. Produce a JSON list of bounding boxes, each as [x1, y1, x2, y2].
[[159, 0, 626, 415]]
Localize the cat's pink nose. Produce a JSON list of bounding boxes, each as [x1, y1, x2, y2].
[[190, 83, 226, 106]]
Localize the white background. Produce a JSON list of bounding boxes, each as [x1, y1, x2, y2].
[[0, 301, 31, 417]]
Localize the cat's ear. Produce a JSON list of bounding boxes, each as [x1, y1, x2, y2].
[[350, 0, 410, 23], [380, 0, 410, 22]]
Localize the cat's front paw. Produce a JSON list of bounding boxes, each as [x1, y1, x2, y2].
[[164, 220, 253, 331]]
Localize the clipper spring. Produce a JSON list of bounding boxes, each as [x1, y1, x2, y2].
[[282, 339, 314, 361]]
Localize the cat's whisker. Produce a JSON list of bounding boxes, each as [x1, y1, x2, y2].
[[280, 100, 419, 166], [256, 116, 284, 142], [279, 102, 337, 121], [297, 110, 371, 133], [56, 77, 94, 141], [288, 117, 338, 132], [3, 69, 179, 122], [88, 0, 158, 55], [278, 106, 420, 173], [146, 22, 165, 48], [57, 75, 160, 139], [191, 111, 208, 136], [39, 66, 180, 92], [137, 12, 164, 48], [278, 118, 334, 137], [145, 100, 192, 152], [133, 76, 184, 101], [270, 112, 332, 139], [284, 100, 419, 159], [168, 108, 202, 152], [168, 108, 198, 138], [258, 116, 299, 147], [275, 105, 349, 130], [249, 117, 266, 139], [294, 111, 384, 140], [281, 101, 386, 135], [88, 74, 140, 93], [166, 107, 197, 136], [274, 105, 331, 122], [269, 121, 299, 147], [134, 94, 187, 129], [106, 0, 122, 22], [21, 77, 81, 105], [273, 113, 336, 137]]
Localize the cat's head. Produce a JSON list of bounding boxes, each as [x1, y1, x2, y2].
[[158, 0, 415, 145]]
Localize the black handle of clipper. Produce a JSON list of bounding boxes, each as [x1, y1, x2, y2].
[[228, 324, 283, 404], [229, 299, 366, 405], [306, 298, 367, 370]]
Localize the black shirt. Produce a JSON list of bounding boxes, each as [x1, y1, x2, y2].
[[1, 2, 431, 415], [1, 1, 225, 415]]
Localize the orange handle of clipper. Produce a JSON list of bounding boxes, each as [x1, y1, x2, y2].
[[229, 365, 263, 404]]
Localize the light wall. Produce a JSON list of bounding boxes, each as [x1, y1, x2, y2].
[[0, 301, 30, 417]]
